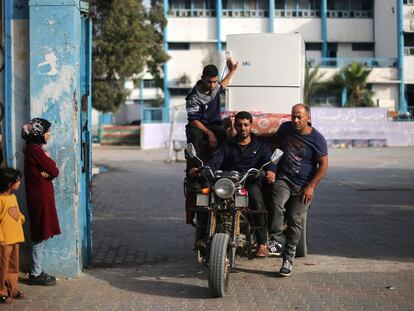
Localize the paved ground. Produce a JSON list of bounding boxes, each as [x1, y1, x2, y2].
[[7, 146, 414, 310]]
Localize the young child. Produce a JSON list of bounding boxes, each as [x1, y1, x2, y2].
[[0, 167, 25, 304]]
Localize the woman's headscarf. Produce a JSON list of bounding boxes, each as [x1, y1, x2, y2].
[[21, 118, 51, 145]]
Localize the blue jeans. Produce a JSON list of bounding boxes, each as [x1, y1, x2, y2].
[[31, 240, 45, 276], [268, 176, 310, 261]]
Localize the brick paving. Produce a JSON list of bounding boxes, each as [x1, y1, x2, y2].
[[6, 146, 414, 310]]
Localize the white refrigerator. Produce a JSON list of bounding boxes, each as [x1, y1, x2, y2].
[[225, 33, 305, 114]]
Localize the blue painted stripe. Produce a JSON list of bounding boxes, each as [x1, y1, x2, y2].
[[268, 0, 275, 33], [216, 0, 222, 51], [163, 0, 170, 122], [86, 16, 93, 266], [397, 0, 407, 114], [5, 0, 13, 166], [140, 79, 144, 105], [321, 0, 328, 58]]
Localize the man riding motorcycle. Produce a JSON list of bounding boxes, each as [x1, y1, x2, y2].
[[189, 111, 277, 258]]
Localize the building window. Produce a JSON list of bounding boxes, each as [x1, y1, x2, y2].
[[168, 0, 216, 17], [143, 79, 156, 88], [306, 42, 322, 51], [352, 43, 374, 51], [169, 42, 190, 50], [274, 0, 320, 18], [222, 0, 268, 17], [327, 0, 372, 18]]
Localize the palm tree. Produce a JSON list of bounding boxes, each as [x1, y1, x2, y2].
[[333, 62, 374, 107], [303, 60, 325, 107]]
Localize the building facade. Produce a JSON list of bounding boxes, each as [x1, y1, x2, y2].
[[137, 0, 414, 121]]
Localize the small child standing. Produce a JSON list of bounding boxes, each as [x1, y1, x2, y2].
[[0, 168, 25, 304]]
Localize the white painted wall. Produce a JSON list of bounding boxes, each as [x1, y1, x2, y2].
[[221, 18, 268, 41], [305, 50, 322, 59], [273, 18, 321, 41], [368, 68, 398, 83], [168, 17, 216, 42], [140, 123, 171, 149], [372, 84, 398, 110], [375, 0, 397, 58], [404, 56, 414, 83], [327, 19, 373, 42], [128, 88, 162, 101], [168, 44, 216, 85]]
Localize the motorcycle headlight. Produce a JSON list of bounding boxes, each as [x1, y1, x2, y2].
[[214, 178, 236, 199]]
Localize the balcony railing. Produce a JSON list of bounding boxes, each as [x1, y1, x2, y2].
[[404, 46, 414, 56], [222, 9, 267, 17], [390, 107, 414, 121], [327, 10, 372, 18], [275, 9, 320, 18], [168, 9, 216, 17], [168, 8, 373, 19], [309, 57, 398, 68]]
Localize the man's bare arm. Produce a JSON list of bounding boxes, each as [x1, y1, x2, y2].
[[220, 58, 238, 89], [301, 155, 328, 204], [190, 120, 218, 150]]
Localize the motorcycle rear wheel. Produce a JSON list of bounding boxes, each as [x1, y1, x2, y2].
[[208, 233, 230, 298]]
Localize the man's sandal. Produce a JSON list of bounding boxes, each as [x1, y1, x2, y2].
[[0, 296, 12, 304]]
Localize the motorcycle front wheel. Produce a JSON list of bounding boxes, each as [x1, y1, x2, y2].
[[208, 233, 230, 298]]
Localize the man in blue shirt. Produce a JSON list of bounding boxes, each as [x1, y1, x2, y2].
[[268, 104, 328, 276], [190, 111, 276, 257], [185, 59, 238, 155]]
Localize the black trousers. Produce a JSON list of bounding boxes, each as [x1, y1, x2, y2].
[[185, 123, 227, 155], [245, 180, 268, 245]]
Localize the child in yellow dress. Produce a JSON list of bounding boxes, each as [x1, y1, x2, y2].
[[0, 168, 25, 304]]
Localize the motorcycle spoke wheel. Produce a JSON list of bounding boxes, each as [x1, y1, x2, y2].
[[208, 233, 230, 298]]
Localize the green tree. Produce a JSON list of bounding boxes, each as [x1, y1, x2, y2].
[[303, 60, 325, 107], [333, 62, 374, 107], [91, 0, 169, 112]]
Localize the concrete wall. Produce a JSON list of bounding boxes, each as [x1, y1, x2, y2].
[[221, 18, 268, 40], [28, 0, 90, 276], [167, 17, 216, 41], [327, 19, 373, 42], [404, 56, 414, 83], [311, 107, 414, 147], [375, 0, 397, 58], [274, 18, 321, 41]]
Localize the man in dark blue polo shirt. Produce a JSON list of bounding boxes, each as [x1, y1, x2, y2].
[[185, 59, 238, 155], [190, 111, 276, 257], [268, 104, 328, 276]]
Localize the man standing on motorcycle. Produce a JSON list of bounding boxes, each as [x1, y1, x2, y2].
[[268, 103, 328, 276], [185, 58, 238, 155], [190, 111, 277, 258]]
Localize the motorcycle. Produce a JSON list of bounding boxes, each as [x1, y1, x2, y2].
[[184, 143, 284, 298]]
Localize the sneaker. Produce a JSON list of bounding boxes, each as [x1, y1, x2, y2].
[[28, 272, 56, 286], [0, 296, 12, 304], [279, 259, 293, 276], [268, 240, 282, 256]]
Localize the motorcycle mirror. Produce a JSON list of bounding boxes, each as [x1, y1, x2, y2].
[[270, 149, 284, 164], [185, 143, 197, 158], [185, 143, 204, 167]]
